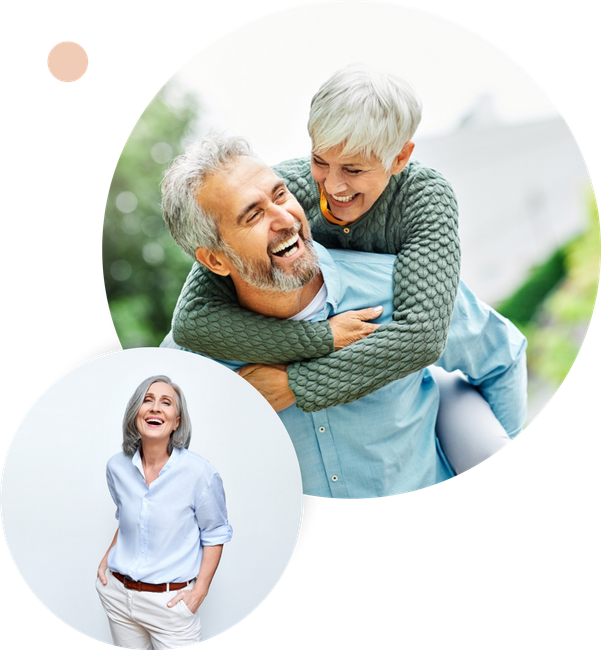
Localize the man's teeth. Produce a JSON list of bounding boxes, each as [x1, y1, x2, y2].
[[271, 234, 299, 255], [332, 193, 357, 203]]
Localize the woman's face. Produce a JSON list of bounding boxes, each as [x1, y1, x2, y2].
[[310, 143, 413, 223], [136, 382, 181, 446]]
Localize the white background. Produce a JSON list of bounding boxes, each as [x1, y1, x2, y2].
[[2, 348, 302, 643]]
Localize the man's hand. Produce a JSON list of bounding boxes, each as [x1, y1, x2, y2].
[[237, 363, 295, 412], [328, 306, 383, 350]]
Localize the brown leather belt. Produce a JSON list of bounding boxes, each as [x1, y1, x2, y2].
[[112, 571, 190, 593]]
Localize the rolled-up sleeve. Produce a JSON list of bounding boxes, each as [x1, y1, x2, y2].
[[195, 472, 233, 546], [436, 281, 528, 438], [106, 464, 120, 520]]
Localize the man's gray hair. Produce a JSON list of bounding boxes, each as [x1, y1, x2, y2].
[[161, 133, 257, 259], [122, 375, 192, 457], [308, 64, 423, 171]]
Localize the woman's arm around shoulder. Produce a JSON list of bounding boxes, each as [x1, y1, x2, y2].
[[286, 163, 461, 411], [171, 262, 335, 363]]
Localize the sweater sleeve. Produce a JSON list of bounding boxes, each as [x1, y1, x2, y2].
[[171, 262, 335, 363], [287, 167, 461, 412], [171, 162, 460, 413]]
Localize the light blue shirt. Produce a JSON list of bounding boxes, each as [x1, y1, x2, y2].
[[106, 447, 233, 583], [162, 244, 527, 499]]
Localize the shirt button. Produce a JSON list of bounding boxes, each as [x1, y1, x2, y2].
[[318, 426, 325, 433], [143, 499, 148, 503], [141, 550, 145, 554], [141, 525, 145, 530], [331, 475, 338, 482], [343, 227, 350, 234]]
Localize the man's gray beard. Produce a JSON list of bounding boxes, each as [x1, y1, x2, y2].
[[222, 235, 320, 293]]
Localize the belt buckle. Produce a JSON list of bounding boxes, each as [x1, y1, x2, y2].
[[123, 575, 140, 591]]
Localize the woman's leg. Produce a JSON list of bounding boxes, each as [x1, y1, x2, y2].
[[430, 366, 511, 474], [95, 571, 154, 649]]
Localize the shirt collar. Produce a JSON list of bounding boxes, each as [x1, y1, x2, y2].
[[131, 446, 182, 480], [314, 242, 340, 313]]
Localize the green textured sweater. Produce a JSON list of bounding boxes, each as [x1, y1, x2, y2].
[[171, 157, 460, 412]]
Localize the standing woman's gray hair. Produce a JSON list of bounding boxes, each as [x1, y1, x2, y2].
[[308, 63, 423, 171], [122, 375, 192, 456]]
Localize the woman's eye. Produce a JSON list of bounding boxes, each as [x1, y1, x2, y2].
[[345, 169, 362, 175], [312, 157, 326, 166]]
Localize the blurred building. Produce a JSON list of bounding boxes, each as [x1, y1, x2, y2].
[[413, 96, 591, 305]]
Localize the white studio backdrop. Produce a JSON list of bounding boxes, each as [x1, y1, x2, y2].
[[1, 348, 302, 643]]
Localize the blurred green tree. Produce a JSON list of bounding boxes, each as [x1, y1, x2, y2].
[[522, 195, 600, 385], [103, 83, 199, 347]]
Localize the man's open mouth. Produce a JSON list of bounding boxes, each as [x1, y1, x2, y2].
[[270, 234, 301, 258]]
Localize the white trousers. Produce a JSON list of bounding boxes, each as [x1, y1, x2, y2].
[[95, 570, 202, 649], [430, 366, 512, 475]]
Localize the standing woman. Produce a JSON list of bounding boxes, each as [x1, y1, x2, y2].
[[96, 375, 233, 649]]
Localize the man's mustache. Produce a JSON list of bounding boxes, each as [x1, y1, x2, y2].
[[267, 220, 305, 254]]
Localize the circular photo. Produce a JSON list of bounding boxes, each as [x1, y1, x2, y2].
[[1, 347, 302, 646], [101, 4, 599, 499]]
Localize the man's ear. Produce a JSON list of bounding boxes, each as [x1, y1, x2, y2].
[[195, 247, 232, 277], [390, 141, 415, 175]]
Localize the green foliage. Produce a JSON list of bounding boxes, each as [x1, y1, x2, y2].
[[496, 246, 568, 328], [515, 194, 600, 386], [103, 83, 199, 347]]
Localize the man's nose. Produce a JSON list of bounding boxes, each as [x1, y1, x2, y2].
[[269, 204, 296, 229]]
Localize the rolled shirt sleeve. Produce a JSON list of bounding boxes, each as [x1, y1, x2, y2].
[[435, 281, 528, 438], [195, 471, 233, 546]]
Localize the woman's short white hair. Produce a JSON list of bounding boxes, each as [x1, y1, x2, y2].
[[308, 64, 423, 171], [161, 132, 256, 259], [122, 375, 192, 457]]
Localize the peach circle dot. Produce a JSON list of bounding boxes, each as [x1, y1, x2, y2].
[[47, 42, 88, 82]]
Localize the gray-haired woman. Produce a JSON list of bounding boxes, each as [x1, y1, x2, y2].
[[96, 375, 232, 649]]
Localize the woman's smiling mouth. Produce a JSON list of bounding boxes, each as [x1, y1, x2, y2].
[[331, 193, 358, 203]]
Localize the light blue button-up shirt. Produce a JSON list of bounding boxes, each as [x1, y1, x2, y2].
[[162, 244, 527, 499], [106, 447, 233, 583]]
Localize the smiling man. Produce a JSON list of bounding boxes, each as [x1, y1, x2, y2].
[[160, 133, 527, 498]]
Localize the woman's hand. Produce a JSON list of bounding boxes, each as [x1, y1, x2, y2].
[[97, 562, 108, 586], [237, 363, 295, 412], [328, 306, 383, 350], [98, 529, 118, 586], [168, 545, 223, 613], [167, 585, 208, 614]]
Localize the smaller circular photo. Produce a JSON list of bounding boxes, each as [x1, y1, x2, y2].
[[1, 347, 302, 646]]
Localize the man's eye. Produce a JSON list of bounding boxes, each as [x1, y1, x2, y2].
[[247, 212, 259, 223]]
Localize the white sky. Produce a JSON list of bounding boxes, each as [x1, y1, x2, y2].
[[173, 3, 557, 164]]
